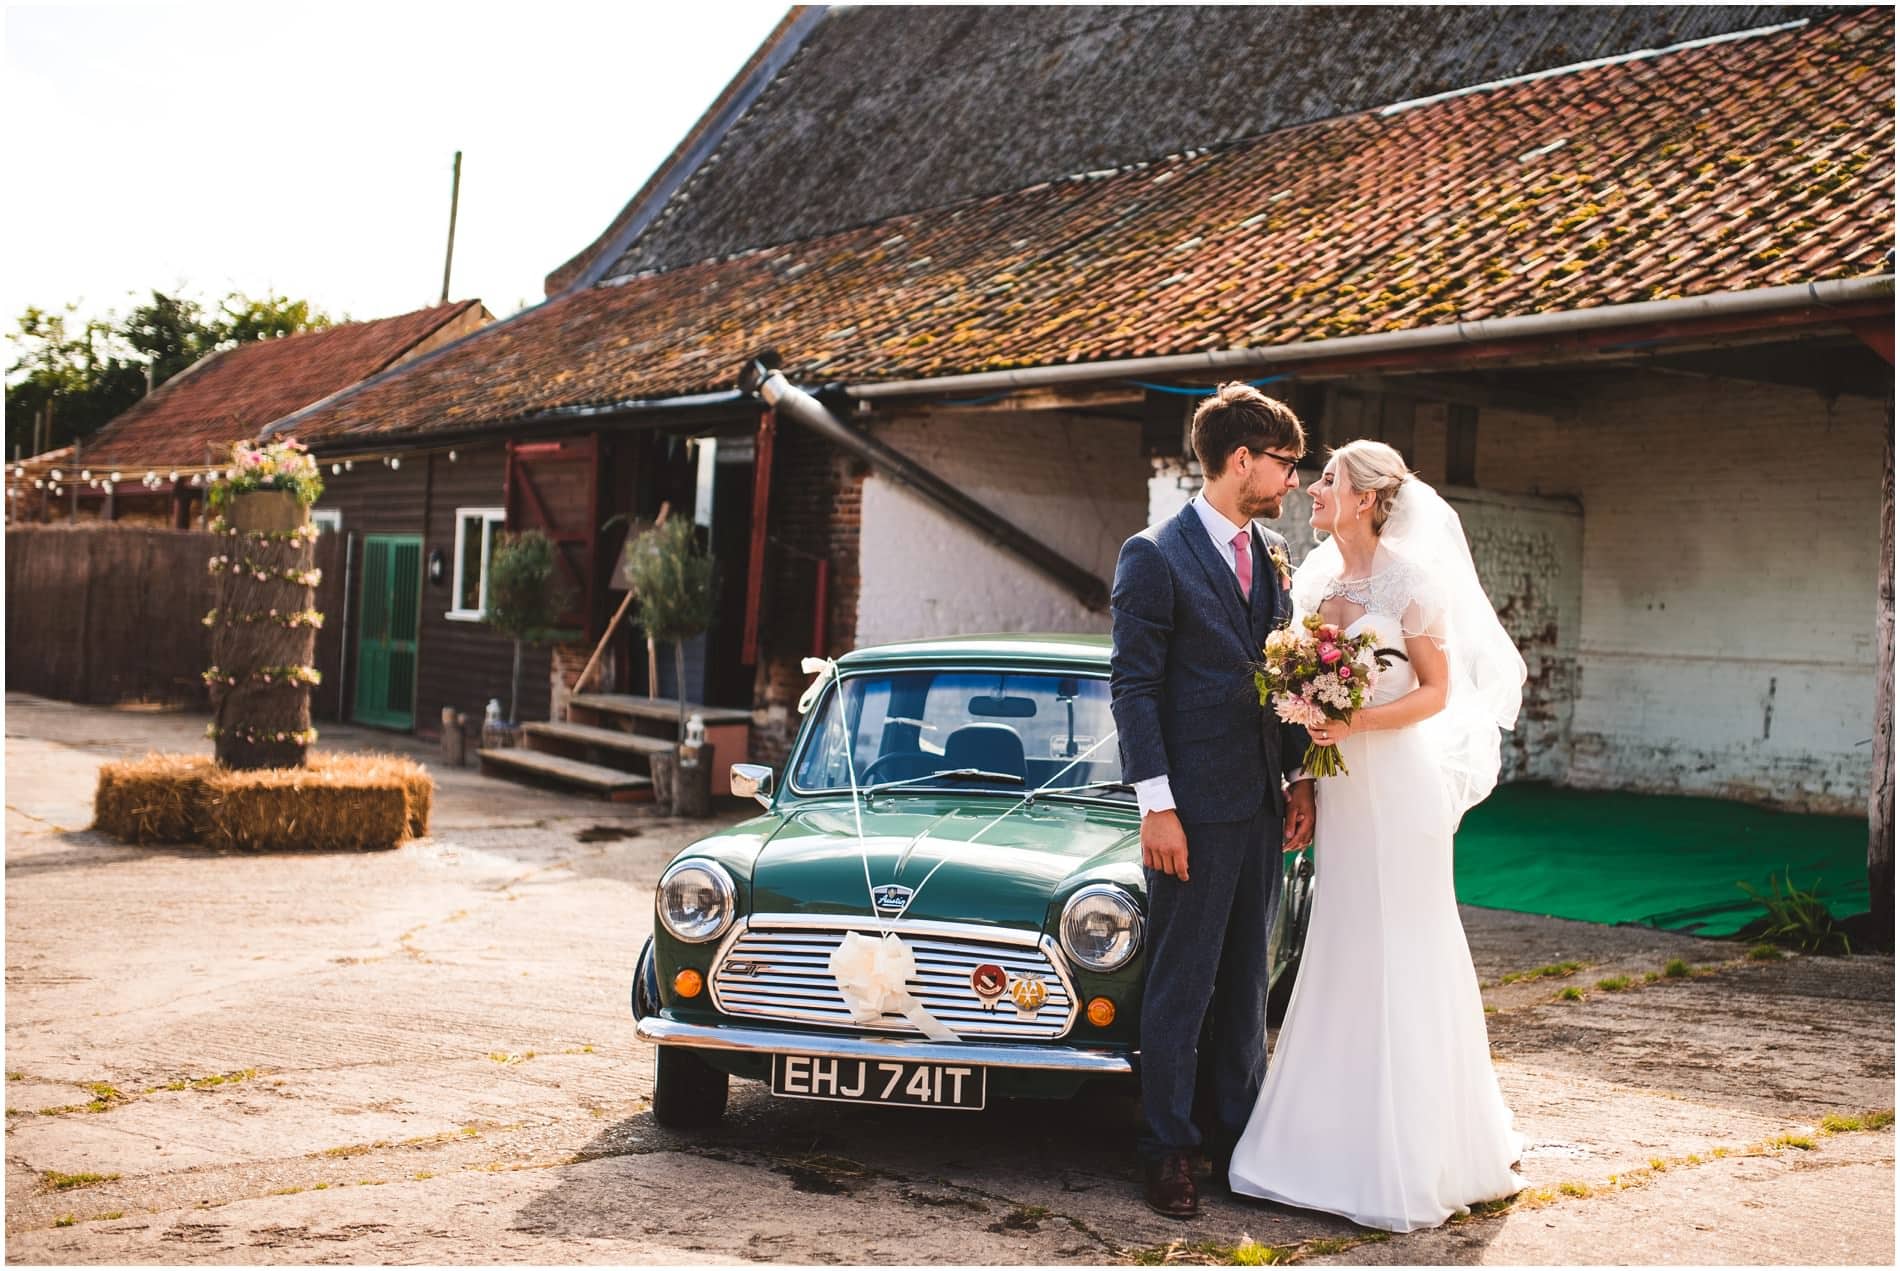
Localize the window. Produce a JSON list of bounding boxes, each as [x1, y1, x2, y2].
[[1446, 403, 1479, 487], [311, 508, 342, 534], [446, 507, 505, 620]]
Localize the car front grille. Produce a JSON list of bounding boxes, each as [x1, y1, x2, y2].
[[709, 920, 1076, 1039]]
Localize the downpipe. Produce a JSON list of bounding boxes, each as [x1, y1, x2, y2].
[[740, 361, 1110, 612]]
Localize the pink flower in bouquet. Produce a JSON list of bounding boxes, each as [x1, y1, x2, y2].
[[1318, 643, 1342, 665], [1317, 623, 1341, 643], [1272, 694, 1327, 728], [1338, 664, 1353, 681]]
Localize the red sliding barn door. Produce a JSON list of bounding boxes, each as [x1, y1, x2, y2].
[[504, 436, 599, 637]]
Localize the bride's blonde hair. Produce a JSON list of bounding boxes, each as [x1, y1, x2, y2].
[[1328, 440, 1413, 534]]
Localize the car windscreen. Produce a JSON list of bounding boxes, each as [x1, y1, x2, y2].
[[789, 669, 1127, 798]]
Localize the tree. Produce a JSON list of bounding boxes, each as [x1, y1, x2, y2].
[[5, 289, 332, 459], [484, 530, 574, 724], [621, 517, 718, 745]]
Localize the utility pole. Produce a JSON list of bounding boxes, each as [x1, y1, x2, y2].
[[440, 150, 463, 304]]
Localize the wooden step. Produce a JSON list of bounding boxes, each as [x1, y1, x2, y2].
[[478, 747, 654, 801], [522, 720, 671, 757], [567, 694, 752, 726]]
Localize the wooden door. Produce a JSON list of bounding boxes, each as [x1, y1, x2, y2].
[[504, 437, 596, 637], [354, 534, 422, 729]]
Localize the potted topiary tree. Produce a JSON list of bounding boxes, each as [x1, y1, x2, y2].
[[620, 517, 717, 816], [483, 528, 573, 733], [204, 438, 325, 770]]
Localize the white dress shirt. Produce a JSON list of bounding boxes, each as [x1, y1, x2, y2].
[[1134, 497, 1257, 817]]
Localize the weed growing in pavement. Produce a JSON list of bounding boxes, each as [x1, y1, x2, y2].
[[1737, 870, 1851, 954], [1769, 1133, 1815, 1150], [318, 1143, 374, 1158], [268, 1187, 302, 1196], [1556, 986, 1585, 1002], [412, 1171, 434, 1181], [1663, 959, 1691, 978], [486, 1051, 536, 1065], [1820, 1110, 1894, 1133], [1558, 1181, 1595, 1197], [1498, 961, 1585, 985], [6, 1071, 22, 1081], [43, 1170, 119, 1191], [39, 1105, 85, 1116], [98, 1212, 122, 1221], [54, 1215, 75, 1227], [1595, 976, 1632, 992], [1748, 943, 1785, 961]]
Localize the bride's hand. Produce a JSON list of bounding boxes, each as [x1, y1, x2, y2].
[[1309, 717, 1358, 746]]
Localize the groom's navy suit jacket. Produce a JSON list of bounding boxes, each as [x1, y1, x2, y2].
[[1109, 501, 1307, 824]]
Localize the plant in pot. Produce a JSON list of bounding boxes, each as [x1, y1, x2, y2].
[[620, 517, 717, 815], [482, 528, 573, 736], [204, 438, 326, 770]]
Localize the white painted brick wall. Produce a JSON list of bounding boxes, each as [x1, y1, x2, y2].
[[1477, 375, 1883, 813], [856, 409, 1150, 646]]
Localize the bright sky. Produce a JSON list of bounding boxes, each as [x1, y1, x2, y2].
[[2, 1, 791, 352]]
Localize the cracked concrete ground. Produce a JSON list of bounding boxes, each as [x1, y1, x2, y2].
[[5, 692, 1893, 1264]]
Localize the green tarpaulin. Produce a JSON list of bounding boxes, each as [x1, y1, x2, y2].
[[1453, 782, 1870, 936]]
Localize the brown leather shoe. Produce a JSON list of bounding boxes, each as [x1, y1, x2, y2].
[[1143, 1150, 1199, 1219]]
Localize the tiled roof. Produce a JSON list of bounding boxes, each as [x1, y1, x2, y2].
[[67, 301, 485, 470], [569, 5, 1836, 285], [294, 12, 1892, 446]]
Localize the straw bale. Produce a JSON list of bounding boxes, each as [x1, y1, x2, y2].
[[92, 754, 217, 844], [90, 750, 435, 852]]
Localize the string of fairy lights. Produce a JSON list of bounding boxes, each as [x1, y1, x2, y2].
[[5, 444, 471, 515]]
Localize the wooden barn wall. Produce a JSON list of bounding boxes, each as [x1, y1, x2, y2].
[[423, 446, 553, 731], [313, 447, 551, 736]]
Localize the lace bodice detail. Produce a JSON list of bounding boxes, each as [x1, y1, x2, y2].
[[1316, 555, 1430, 624]]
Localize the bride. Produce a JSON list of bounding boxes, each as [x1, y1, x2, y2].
[[1227, 440, 1527, 1232]]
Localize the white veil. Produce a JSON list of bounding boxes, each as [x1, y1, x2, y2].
[[1292, 479, 1526, 824]]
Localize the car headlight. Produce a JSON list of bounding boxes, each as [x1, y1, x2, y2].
[[657, 860, 737, 943], [1060, 884, 1142, 972]]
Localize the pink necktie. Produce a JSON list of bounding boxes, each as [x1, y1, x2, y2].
[[1232, 529, 1252, 600]]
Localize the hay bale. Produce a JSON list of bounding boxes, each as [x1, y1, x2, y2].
[[91, 749, 436, 852], [92, 754, 217, 843]]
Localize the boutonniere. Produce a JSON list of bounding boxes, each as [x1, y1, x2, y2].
[[1268, 544, 1292, 588]]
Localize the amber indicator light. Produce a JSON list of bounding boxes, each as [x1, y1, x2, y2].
[[1086, 997, 1116, 1027], [673, 968, 704, 998]]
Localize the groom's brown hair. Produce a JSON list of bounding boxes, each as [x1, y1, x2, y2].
[[1191, 383, 1306, 477]]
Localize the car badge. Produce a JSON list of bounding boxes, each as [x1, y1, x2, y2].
[[1009, 975, 1049, 1017], [971, 963, 1008, 1009], [872, 884, 913, 913], [724, 960, 769, 978]]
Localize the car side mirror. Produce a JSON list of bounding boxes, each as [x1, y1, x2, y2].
[[730, 763, 775, 808]]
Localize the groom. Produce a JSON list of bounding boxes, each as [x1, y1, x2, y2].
[[1109, 382, 1315, 1219]]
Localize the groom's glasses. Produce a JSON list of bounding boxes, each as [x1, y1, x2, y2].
[[1251, 448, 1302, 477]]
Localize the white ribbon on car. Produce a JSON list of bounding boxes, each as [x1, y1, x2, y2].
[[827, 930, 959, 1041], [798, 653, 1125, 1043]]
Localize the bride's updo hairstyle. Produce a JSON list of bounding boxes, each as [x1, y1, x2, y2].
[[1329, 440, 1413, 534]]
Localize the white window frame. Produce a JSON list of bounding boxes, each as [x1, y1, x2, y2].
[[445, 506, 506, 621], [311, 508, 342, 533]]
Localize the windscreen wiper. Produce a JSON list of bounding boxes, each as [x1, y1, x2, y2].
[[1021, 780, 1134, 805], [862, 768, 1027, 795]]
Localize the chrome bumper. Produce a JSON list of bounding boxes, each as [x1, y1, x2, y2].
[[635, 1015, 1134, 1075]]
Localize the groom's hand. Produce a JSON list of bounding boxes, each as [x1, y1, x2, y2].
[[1141, 810, 1190, 882], [1283, 780, 1315, 852]]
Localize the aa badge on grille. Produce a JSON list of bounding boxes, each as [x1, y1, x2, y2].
[[1009, 975, 1048, 1017]]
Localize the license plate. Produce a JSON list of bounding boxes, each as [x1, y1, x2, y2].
[[770, 1054, 986, 1110]]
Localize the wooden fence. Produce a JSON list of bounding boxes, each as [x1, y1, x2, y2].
[[7, 526, 345, 716]]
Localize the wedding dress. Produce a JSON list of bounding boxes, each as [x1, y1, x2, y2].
[[1227, 521, 1526, 1232]]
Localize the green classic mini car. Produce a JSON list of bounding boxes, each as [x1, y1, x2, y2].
[[632, 634, 1314, 1126]]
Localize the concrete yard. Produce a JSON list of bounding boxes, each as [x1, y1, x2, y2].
[[5, 692, 1893, 1264]]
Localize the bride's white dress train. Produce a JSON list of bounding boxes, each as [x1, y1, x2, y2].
[[1227, 602, 1524, 1233]]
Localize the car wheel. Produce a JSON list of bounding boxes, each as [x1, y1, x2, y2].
[[653, 1045, 729, 1128]]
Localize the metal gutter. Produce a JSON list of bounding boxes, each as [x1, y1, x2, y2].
[[744, 364, 1109, 611], [844, 277, 1895, 401]]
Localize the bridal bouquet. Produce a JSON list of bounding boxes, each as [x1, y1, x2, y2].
[[1254, 614, 1383, 777]]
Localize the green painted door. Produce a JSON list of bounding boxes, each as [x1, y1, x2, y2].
[[354, 535, 422, 729]]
